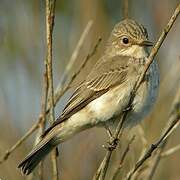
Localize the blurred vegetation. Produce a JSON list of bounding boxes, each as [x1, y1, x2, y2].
[[0, 0, 179, 179]]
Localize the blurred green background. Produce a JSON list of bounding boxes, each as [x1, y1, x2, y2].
[[0, 0, 179, 179]]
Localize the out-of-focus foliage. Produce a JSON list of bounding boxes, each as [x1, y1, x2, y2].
[[0, 0, 179, 179]]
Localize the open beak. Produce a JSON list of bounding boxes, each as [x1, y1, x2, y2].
[[139, 40, 153, 47]]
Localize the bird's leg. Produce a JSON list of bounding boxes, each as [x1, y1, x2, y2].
[[104, 123, 113, 140], [104, 123, 120, 150], [102, 124, 113, 150]]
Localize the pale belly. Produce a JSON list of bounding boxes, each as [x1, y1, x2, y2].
[[87, 83, 132, 125]]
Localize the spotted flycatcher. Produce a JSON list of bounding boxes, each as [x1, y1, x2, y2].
[[18, 19, 159, 175]]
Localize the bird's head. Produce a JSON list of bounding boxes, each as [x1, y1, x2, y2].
[[106, 19, 153, 58]]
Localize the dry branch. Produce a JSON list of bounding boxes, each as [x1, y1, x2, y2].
[[45, 0, 56, 124], [60, 20, 93, 87], [93, 3, 180, 180], [37, 71, 49, 179], [54, 36, 102, 104], [45, 0, 58, 179], [141, 86, 180, 180], [0, 122, 39, 164], [111, 136, 135, 180], [52, 21, 97, 108], [124, 0, 129, 19], [161, 144, 180, 157], [126, 86, 180, 180], [145, 140, 168, 180]]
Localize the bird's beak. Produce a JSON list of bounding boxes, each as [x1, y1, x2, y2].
[[139, 40, 153, 47]]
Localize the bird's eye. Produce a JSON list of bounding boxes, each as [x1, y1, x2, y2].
[[122, 37, 129, 44]]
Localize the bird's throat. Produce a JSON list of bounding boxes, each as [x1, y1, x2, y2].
[[120, 45, 148, 59]]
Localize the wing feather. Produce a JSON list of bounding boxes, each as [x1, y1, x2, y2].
[[42, 55, 131, 136]]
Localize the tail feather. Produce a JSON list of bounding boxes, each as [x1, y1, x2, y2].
[[18, 140, 54, 175]]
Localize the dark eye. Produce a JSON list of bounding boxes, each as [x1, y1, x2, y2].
[[122, 37, 129, 44]]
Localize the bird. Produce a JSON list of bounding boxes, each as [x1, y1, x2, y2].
[[18, 19, 159, 175]]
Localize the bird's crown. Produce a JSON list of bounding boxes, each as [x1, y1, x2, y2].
[[112, 19, 148, 42]]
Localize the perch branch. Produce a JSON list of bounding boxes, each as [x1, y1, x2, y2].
[[93, 114, 125, 180], [0, 122, 39, 164]]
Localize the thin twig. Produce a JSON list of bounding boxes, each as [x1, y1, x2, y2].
[[161, 144, 180, 157], [51, 37, 102, 114], [28, 71, 49, 180], [45, 0, 58, 179], [46, 0, 56, 123], [36, 64, 49, 179], [95, 150, 113, 180], [145, 140, 168, 180], [93, 158, 106, 180], [52, 20, 94, 107], [126, 87, 180, 180], [133, 164, 150, 180], [135, 3, 180, 91], [60, 20, 93, 86], [124, 0, 129, 19], [36, 71, 49, 144], [93, 3, 180, 180], [0, 122, 39, 164], [93, 114, 125, 180], [143, 86, 180, 180], [0, 36, 101, 166], [64, 37, 102, 88], [137, 125, 148, 148], [53, 36, 101, 109], [111, 136, 135, 180], [126, 119, 179, 180], [132, 126, 149, 178]]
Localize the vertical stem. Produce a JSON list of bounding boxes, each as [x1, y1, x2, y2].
[[37, 69, 49, 180], [45, 0, 58, 179], [146, 140, 167, 180], [60, 20, 93, 87], [124, 0, 129, 19], [46, 0, 56, 124]]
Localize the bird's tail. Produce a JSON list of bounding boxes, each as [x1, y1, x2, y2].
[[18, 137, 55, 175]]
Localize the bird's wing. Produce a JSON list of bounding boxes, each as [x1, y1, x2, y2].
[[42, 55, 132, 136]]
